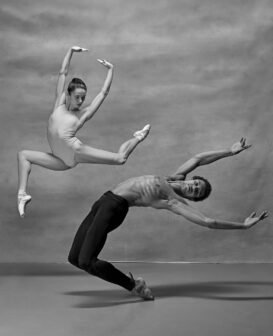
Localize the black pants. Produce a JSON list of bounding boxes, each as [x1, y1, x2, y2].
[[68, 191, 135, 291]]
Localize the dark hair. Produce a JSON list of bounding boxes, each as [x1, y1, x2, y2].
[[190, 175, 212, 202], [67, 78, 87, 95]]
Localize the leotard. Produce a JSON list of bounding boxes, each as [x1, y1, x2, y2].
[[47, 107, 83, 167]]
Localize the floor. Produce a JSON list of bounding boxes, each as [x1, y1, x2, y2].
[[0, 263, 273, 336]]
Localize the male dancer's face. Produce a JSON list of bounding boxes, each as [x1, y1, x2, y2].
[[180, 179, 206, 200]]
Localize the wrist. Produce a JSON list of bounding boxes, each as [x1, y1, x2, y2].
[[205, 218, 216, 229], [230, 149, 236, 156]]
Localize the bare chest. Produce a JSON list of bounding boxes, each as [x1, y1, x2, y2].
[[114, 176, 168, 207]]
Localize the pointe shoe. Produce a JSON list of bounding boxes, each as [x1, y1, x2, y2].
[[17, 193, 32, 218], [129, 272, 154, 300], [133, 124, 151, 141]]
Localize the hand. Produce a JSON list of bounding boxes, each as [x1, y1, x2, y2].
[[244, 211, 268, 228], [231, 137, 251, 155], [97, 59, 114, 69], [71, 46, 88, 52]]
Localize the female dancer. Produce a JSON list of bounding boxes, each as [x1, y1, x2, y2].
[[17, 46, 150, 217]]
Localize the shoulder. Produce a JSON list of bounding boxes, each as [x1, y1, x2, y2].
[[52, 104, 66, 115], [159, 176, 189, 205], [54, 92, 66, 109], [151, 176, 173, 200]]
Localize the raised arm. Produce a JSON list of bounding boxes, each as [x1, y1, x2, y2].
[[171, 138, 251, 178], [54, 46, 88, 109], [79, 59, 114, 125], [165, 198, 268, 230]]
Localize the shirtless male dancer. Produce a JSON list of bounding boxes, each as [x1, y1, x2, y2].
[[17, 46, 150, 217], [68, 137, 268, 300]]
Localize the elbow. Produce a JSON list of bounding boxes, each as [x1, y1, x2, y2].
[[194, 154, 202, 160], [204, 218, 216, 229], [101, 89, 110, 97], [59, 69, 68, 76], [116, 154, 127, 165], [191, 155, 201, 166]]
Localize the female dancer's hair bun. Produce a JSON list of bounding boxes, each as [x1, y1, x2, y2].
[[67, 78, 87, 94]]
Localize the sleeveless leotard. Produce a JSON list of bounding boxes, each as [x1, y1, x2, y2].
[[47, 108, 83, 167]]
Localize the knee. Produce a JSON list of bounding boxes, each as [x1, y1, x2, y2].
[[116, 154, 127, 165], [78, 258, 97, 274], [17, 150, 28, 162], [68, 254, 79, 268], [74, 142, 84, 155]]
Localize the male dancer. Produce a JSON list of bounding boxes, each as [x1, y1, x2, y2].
[[68, 138, 268, 300]]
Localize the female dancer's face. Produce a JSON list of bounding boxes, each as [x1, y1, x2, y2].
[[69, 88, 86, 111]]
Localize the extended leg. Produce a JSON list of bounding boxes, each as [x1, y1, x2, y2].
[[118, 124, 151, 159], [74, 124, 151, 165], [17, 150, 70, 217]]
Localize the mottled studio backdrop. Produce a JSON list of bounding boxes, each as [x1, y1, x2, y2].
[[0, 0, 272, 262]]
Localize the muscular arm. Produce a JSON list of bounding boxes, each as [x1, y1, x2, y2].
[[79, 59, 113, 125], [54, 46, 88, 109], [171, 138, 251, 177], [164, 198, 268, 229]]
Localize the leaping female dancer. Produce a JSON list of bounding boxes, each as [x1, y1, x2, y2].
[[17, 46, 150, 217]]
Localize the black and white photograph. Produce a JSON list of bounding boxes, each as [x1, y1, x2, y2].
[[0, 0, 273, 335]]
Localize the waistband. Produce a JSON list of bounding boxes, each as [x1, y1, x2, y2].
[[102, 190, 129, 208]]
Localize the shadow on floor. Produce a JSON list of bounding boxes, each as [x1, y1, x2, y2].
[[64, 281, 273, 308]]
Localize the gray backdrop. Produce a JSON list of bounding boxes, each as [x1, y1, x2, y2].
[[0, 0, 272, 262]]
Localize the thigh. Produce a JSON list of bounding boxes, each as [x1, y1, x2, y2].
[[78, 202, 117, 261], [24, 150, 70, 170], [79, 200, 128, 261], [68, 201, 99, 260], [74, 144, 119, 165]]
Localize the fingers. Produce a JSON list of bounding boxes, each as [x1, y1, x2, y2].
[[240, 137, 252, 150], [259, 211, 269, 220], [97, 59, 113, 68], [97, 58, 109, 64], [72, 46, 88, 52], [250, 210, 269, 221], [250, 211, 256, 218]]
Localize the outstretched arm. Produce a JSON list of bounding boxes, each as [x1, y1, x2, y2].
[[79, 59, 114, 125], [54, 46, 88, 109], [165, 198, 268, 229], [171, 138, 251, 178]]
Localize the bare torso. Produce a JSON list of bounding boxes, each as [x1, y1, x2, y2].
[[112, 175, 173, 207]]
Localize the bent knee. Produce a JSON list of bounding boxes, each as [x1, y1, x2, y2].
[[73, 142, 84, 154], [17, 150, 29, 161], [68, 254, 79, 268], [78, 258, 90, 271], [116, 154, 127, 165], [78, 258, 97, 274]]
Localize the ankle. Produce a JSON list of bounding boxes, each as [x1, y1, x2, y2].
[[128, 272, 136, 289], [18, 190, 30, 197], [18, 190, 26, 196]]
